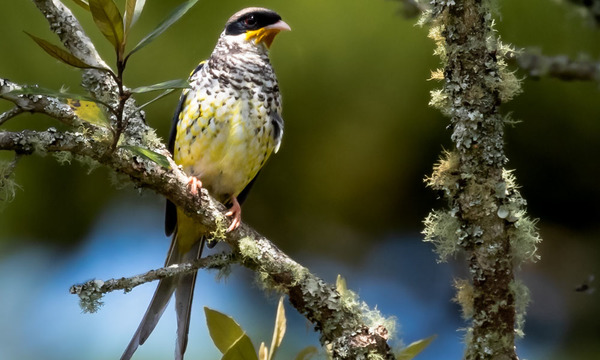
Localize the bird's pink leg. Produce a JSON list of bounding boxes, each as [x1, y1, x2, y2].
[[186, 176, 203, 196], [225, 197, 242, 232]]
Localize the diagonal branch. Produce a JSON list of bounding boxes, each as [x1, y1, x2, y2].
[[0, 124, 394, 359]]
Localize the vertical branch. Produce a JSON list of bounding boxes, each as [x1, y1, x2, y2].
[[423, 1, 537, 359]]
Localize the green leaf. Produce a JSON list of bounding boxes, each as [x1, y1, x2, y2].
[[25, 32, 103, 70], [66, 98, 109, 127], [221, 335, 258, 360], [124, 0, 146, 32], [71, 0, 90, 11], [294, 346, 318, 360], [205, 307, 247, 354], [127, 0, 198, 58], [258, 342, 268, 360], [89, 0, 124, 50], [121, 146, 171, 168], [130, 79, 190, 93], [134, 89, 177, 112], [336, 274, 347, 295], [396, 335, 437, 360], [268, 297, 286, 360]]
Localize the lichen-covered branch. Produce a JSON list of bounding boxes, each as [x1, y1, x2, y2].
[[0, 78, 83, 127], [0, 125, 394, 359], [393, 0, 429, 18], [564, 0, 600, 24], [70, 252, 236, 313], [509, 49, 600, 82], [423, 1, 540, 359]]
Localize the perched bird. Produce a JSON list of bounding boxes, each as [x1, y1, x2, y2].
[[121, 7, 290, 360]]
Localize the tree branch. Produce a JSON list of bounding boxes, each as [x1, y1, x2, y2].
[[422, 1, 539, 359], [70, 252, 236, 313], [0, 78, 83, 126], [0, 107, 24, 126], [394, 0, 429, 18], [0, 123, 395, 358], [565, 0, 600, 24], [508, 49, 600, 82]]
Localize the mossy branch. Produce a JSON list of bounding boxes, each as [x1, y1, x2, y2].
[[508, 49, 600, 82], [423, 1, 540, 359]]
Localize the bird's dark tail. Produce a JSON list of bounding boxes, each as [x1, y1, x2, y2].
[[121, 235, 204, 360]]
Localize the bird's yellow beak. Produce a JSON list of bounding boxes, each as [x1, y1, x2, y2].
[[245, 20, 291, 48]]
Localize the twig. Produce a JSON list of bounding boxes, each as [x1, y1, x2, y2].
[[509, 50, 600, 82], [1, 78, 83, 127], [394, 0, 428, 18], [565, 0, 600, 24], [70, 252, 236, 313], [0, 107, 24, 126]]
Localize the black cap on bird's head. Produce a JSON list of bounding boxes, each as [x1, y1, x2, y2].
[[224, 7, 291, 48]]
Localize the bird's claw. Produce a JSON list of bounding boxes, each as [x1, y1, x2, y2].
[[225, 197, 242, 232], [187, 176, 202, 196]]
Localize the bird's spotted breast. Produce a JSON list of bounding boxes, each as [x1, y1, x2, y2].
[[173, 66, 279, 204]]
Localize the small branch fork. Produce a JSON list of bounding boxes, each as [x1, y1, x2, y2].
[[0, 1, 395, 358]]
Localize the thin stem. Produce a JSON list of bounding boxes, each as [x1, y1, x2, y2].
[[0, 107, 24, 126]]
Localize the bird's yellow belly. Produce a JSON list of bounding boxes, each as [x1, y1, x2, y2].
[[173, 94, 274, 203]]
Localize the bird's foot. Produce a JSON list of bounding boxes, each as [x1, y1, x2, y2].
[[225, 197, 242, 232], [187, 176, 203, 196]]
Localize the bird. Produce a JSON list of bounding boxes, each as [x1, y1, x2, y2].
[[121, 7, 290, 360]]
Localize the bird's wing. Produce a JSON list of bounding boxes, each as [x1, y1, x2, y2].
[[165, 62, 206, 237]]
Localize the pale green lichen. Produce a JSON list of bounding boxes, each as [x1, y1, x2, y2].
[[0, 160, 19, 207], [499, 169, 542, 264], [337, 275, 397, 340], [510, 216, 542, 264], [207, 215, 228, 243], [141, 127, 164, 150], [367, 353, 386, 360], [423, 210, 461, 262], [453, 278, 475, 320], [53, 151, 73, 165], [495, 41, 523, 103], [425, 150, 460, 196], [510, 279, 530, 338], [76, 279, 105, 313]]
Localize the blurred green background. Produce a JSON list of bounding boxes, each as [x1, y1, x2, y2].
[[1, 0, 599, 359]]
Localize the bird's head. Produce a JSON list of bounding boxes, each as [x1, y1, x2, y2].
[[224, 8, 291, 49]]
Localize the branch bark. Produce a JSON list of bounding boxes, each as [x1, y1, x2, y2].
[[0, 1, 396, 358], [508, 49, 600, 82], [422, 1, 537, 359]]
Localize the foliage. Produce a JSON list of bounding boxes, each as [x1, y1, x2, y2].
[[24, 0, 196, 153], [205, 297, 318, 360]]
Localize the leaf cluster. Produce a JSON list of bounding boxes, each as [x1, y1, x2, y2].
[[205, 297, 318, 360], [18, 0, 198, 164]]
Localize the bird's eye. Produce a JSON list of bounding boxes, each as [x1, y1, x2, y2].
[[244, 16, 257, 27]]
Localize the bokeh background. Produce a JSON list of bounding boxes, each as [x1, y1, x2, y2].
[[1, 0, 599, 359]]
